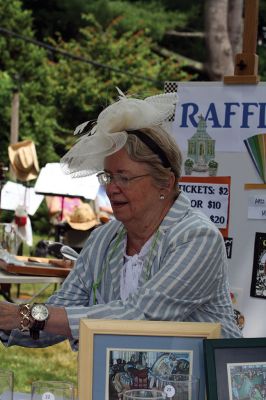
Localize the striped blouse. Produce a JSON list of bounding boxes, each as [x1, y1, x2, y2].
[[1, 192, 242, 349]]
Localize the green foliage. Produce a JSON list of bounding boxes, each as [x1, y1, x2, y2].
[[0, 0, 58, 166], [46, 13, 189, 149], [1, 0, 264, 180], [22, 0, 189, 43], [86, 1, 188, 41], [21, 0, 91, 40], [0, 0, 191, 171], [163, 0, 204, 30], [0, 72, 13, 163], [258, 46, 266, 81], [0, 0, 192, 235], [208, 159, 218, 168], [184, 158, 194, 167], [0, 209, 14, 223], [30, 200, 52, 236]]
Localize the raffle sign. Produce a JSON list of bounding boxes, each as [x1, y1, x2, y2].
[[171, 82, 266, 152], [179, 176, 230, 237]]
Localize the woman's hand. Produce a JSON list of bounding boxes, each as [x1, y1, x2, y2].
[[0, 302, 19, 331]]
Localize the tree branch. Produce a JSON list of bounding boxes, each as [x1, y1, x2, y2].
[[151, 44, 204, 73], [165, 30, 205, 38]]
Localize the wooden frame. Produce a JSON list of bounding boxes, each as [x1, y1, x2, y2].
[[78, 319, 221, 400], [204, 338, 266, 400]]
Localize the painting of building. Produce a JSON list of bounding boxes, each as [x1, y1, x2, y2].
[[187, 115, 216, 172]]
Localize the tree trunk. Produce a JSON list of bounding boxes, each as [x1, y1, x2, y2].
[[228, 0, 243, 56], [10, 90, 19, 145], [204, 0, 235, 80], [10, 89, 20, 180]]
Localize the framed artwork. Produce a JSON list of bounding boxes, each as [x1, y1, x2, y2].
[[78, 319, 221, 400], [250, 232, 266, 299], [204, 338, 266, 400]]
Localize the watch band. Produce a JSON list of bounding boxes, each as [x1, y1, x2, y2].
[[18, 304, 32, 333], [30, 320, 46, 340]]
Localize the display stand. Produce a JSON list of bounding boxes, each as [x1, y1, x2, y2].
[[224, 0, 266, 191], [220, 0, 265, 338]]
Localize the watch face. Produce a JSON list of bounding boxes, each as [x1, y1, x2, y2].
[[31, 304, 49, 321]]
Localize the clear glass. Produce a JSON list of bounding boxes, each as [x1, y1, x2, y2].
[[96, 171, 149, 187], [123, 389, 165, 399], [0, 369, 14, 400], [156, 374, 199, 400], [31, 381, 75, 400]]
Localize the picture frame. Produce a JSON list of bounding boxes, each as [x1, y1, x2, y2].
[[250, 232, 266, 299], [203, 337, 266, 400], [78, 319, 221, 400]]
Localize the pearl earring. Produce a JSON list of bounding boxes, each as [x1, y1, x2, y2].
[[160, 194, 165, 200]]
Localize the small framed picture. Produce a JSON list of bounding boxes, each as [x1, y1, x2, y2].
[[78, 319, 221, 400], [203, 337, 266, 400]]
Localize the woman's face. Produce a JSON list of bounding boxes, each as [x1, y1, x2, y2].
[[103, 148, 161, 225]]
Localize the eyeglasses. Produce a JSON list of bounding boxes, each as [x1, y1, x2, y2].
[[97, 171, 150, 187]]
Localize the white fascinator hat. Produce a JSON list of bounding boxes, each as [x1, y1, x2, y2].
[[61, 88, 178, 177]]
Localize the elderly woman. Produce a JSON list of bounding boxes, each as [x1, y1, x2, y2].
[[0, 89, 242, 349]]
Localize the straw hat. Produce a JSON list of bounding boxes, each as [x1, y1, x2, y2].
[[8, 140, 39, 181], [66, 203, 99, 231]]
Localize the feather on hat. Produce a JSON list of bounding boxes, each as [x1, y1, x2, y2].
[[61, 88, 178, 177]]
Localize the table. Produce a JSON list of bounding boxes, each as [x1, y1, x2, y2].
[[0, 270, 64, 302]]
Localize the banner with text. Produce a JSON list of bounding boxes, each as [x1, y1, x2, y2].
[[172, 82, 266, 152]]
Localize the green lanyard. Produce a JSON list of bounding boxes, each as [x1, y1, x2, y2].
[[92, 227, 161, 305], [144, 229, 160, 281], [92, 227, 125, 305]]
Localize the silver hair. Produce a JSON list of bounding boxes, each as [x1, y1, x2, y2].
[[125, 126, 182, 198]]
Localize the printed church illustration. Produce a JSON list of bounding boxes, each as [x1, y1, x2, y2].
[[184, 115, 218, 176]]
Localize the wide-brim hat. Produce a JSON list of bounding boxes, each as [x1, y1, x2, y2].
[[60, 88, 178, 178], [66, 203, 99, 231], [8, 140, 39, 181]]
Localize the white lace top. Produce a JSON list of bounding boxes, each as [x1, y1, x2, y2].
[[120, 235, 154, 301]]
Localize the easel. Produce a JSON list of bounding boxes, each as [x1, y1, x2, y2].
[[224, 0, 266, 190], [224, 0, 260, 84]]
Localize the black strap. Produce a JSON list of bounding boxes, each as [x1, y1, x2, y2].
[[127, 130, 172, 169], [30, 320, 46, 340]]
